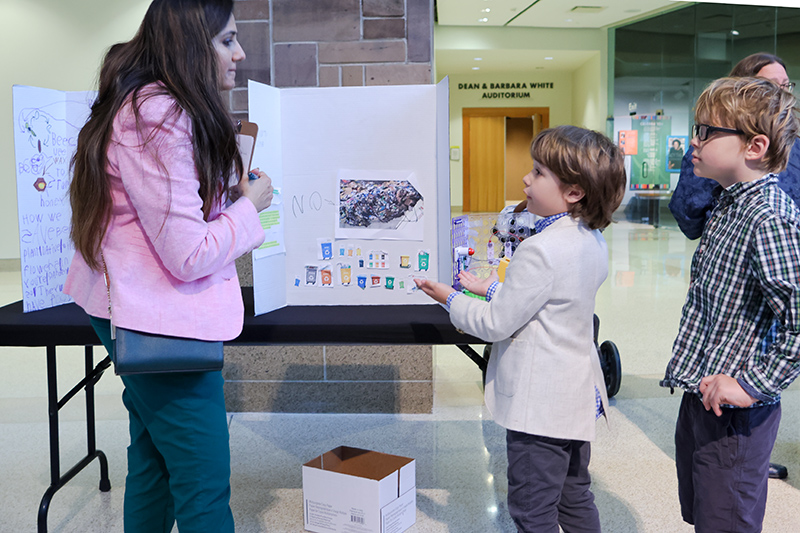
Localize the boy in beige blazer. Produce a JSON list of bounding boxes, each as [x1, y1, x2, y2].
[[416, 126, 625, 532]]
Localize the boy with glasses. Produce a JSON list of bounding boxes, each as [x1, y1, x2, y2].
[[669, 53, 798, 481], [670, 53, 800, 241], [661, 77, 800, 532]]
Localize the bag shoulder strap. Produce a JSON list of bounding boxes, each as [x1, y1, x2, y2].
[[100, 252, 116, 340]]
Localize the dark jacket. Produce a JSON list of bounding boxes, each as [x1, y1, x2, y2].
[[668, 141, 800, 239]]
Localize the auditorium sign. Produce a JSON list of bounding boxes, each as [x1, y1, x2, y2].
[[457, 81, 554, 100]]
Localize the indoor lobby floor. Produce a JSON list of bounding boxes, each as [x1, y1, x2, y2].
[[2, 220, 800, 532]]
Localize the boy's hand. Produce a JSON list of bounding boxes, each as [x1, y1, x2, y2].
[[699, 374, 757, 416], [458, 270, 499, 297], [414, 279, 455, 305]]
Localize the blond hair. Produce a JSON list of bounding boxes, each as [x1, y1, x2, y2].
[[695, 77, 798, 174], [530, 126, 626, 230]]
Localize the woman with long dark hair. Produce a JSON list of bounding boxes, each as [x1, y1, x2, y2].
[[65, 0, 273, 530]]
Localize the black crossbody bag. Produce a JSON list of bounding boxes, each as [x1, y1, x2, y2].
[[101, 253, 223, 375]]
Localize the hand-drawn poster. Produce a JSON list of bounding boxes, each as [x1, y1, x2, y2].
[[13, 86, 94, 312], [335, 169, 424, 241]]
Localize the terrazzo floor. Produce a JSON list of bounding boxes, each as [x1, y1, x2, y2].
[[1, 219, 799, 532]]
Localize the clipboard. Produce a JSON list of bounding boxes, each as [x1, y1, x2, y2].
[[237, 120, 258, 174]]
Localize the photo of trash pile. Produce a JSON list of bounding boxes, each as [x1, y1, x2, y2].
[[339, 179, 423, 229]]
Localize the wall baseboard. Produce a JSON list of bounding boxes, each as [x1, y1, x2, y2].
[[0, 259, 21, 272]]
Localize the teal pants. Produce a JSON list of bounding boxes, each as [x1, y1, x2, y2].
[[91, 317, 234, 533]]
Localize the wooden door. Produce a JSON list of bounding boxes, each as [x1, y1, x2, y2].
[[463, 107, 549, 212], [504, 117, 533, 205], [467, 116, 505, 212], [504, 114, 544, 205]]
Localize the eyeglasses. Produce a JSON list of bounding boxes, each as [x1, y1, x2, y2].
[[692, 124, 744, 142], [780, 82, 796, 93]]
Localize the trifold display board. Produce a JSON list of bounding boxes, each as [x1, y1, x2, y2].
[[248, 79, 450, 315], [12, 86, 95, 312], [11, 80, 450, 315]]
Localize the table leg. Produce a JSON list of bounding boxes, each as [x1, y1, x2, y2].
[[37, 346, 112, 533], [455, 344, 487, 372], [84, 346, 112, 493]]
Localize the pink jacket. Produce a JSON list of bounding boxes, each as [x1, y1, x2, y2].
[[64, 86, 265, 341]]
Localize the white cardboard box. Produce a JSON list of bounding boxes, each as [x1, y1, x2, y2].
[[302, 446, 416, 533]]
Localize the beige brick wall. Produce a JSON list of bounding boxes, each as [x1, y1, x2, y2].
[[228, 0, 433, 121]]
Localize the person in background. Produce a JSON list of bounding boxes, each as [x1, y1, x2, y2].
[[669, 52, 800, 239], [416, 126, 626, 532], [662, 77, 800, 532], [65, 0, 274, 531], [668, 52, 797, 481]]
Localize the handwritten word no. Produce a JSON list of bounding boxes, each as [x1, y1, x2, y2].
[[291, 192, 323, 218]]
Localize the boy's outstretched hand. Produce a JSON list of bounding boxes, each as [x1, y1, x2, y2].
[[458, 270, 499, 297], [414, 279, 455, 305], [699, 374, 757, 416]]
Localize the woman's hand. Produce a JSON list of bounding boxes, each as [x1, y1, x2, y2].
[[458, 270, 498, 297], [237, 167, 274, 212], [414, 278, 455, 305]]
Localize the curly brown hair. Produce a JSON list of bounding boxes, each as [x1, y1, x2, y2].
[[530, 126, 626, 230]]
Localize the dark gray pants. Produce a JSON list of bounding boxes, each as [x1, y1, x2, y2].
[[675, 392, 781, 533], [506, 429, 600, 533]]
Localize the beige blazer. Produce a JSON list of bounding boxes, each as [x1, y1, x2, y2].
[[450, 215, 609, 441]]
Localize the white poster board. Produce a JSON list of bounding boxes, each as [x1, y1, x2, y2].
[[13, 86, 94, 312], [248, 80, 450, 314], [12, 80, 451, 316]]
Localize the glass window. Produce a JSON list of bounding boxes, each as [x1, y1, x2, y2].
[[614, 4, 799, 138]]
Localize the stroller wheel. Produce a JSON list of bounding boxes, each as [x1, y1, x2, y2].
[[599, 340, 622, 398]]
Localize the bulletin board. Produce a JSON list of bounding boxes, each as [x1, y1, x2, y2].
[[248, 80, 451, 314]]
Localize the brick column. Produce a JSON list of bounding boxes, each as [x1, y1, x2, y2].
[[225, 0, 436, 414]]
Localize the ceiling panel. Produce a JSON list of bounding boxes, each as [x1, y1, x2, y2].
[[437, 48, 598, 76], [437, 0, 681, 29]]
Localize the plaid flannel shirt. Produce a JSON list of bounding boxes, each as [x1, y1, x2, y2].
[[661, 175, 800, 403]]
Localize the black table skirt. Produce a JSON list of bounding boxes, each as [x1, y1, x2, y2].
[[0, 287, 481, 347]]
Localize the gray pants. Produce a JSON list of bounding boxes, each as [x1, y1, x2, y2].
[[506, 429, 600, 533], [675, 392, 780, 533]]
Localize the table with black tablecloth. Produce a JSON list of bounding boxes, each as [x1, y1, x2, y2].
[[0, 287, 481, 532]]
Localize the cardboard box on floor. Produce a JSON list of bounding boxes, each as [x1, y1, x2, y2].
[[302, 446, 416, 533]]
